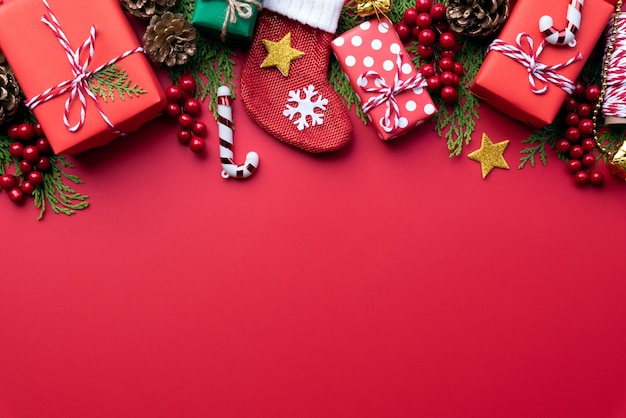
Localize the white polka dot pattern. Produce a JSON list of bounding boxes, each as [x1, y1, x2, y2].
[[330, 18, 437, 140]]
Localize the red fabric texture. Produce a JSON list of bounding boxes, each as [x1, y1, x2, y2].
[[241, 11, 352, 153]]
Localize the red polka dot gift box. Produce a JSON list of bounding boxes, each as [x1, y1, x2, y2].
[[331, 18, 437, 141]]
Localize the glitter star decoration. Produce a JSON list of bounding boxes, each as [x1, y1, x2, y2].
[[467, 133, 510, 179], [260, 32, 305, 77]]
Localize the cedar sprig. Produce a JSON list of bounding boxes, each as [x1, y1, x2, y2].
[[168, 0, 236, 117], [518, 123, 562, 169], [32, 155, 89, 220], [89, 64, 147, 102]]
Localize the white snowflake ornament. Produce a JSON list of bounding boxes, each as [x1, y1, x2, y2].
[[283, 85, 328, 131]]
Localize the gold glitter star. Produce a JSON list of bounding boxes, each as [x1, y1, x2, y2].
[[468, 133, 510, 179], [260, 32, 305, 77]]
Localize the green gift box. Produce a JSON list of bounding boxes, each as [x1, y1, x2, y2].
[[192, 0, 262, 44]]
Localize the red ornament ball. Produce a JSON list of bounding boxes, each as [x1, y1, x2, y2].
[[581, 153, 596, 167], [439, 32, 457, 50], [453, 62, 464, 75], [165, 85, 183, 103], [589, 170, 604, 185], [177, 128, 192, 145], [0, 174, 17, 190], [9, 142, 24, 159], [189, 137, 206, 153], [439, 57, 454, 72], [184, 98, 202, 116], [177, 113, 194, 129], [430, 3, 447, 21], [441, 86, 459, 104], [36, 156, 52, 172], [577, 103, 592, 118], [17, 123, 35, 141], [22, 145, 41, 163], [577, 118, 594, 136], [20, 180, 36, 195], [420, 63, 435, 78], [567, 159, 582, 173], [415, 0, 432, 13], [427, 75, 441, 91], [7, 124, 20, 140], [418, 28, 436, 46], [556, 139, 571, 154], [581, 138, 596, 152], [415, 13, 433, 29], [569, 144, 584, 159], [27, 170, 44, 185], [19, 160, 34, 174], [166, 103, 182, 118], [584, 85, 601, 102], [574, 170, 589, 185], [564, 112, 579, 127], [192, 121, 207, 137], [565, 127, 581, 142], [395, 22, 411, 41]]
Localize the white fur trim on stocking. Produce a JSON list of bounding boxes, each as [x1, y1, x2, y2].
[[262, 0, 344, 33]]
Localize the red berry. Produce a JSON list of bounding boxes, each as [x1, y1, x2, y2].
[[189, 137, 206, 153], [420, 63, 435, 78], [165, 85, 183, 103], [17, 123, 35, 141], [192, 121, 207, 137], [8, 187, 24, 203], [34, 123, 45, 138], [430, 3, 447, 21], [395, 22, 411, 41], [574, 170, 589, 185], [439, 32, 457, 50], [35, 137, 53, 154], [565, 127, 581, 142], [434, 21, 449, 33], [584, 85, 601, 102], [577, 118, 594, 136], [440, 71, 457, 87], [569, 145, 584, 159], [417, 44, 434, 58], [9, 142, 24, 158], [427, 75, 442, 91], [441, 86, 459, 104], [556, 139, 571, 153], [415, 13, 432, 29], [0, 174, 17, 190], [564, 112, 579, 127], [453, 62, 464, 75], [589, 170, 604, 185], [7, 125, 20, 140], [581, 153, 596, 167], [179, 76, 196, 94], [439, 57, 454, 71], [28, 170, 44, 185], [22, 145, 40, 163], [572, 81, 585, 97], [20, 180, 35, 195], [403, 7, 418, 25], [411, 25, 421, 38], [36, 156, 51, 172], [563, 97, 578, 112], [418, 28, 436, 46], [177, 128, 192, 145], [577, 103, 592, 118], [184, 98, 202, 116], [567, 159, 582, 173], [19, 160, 33, 174], [415, 0, 432, 13], [166, 103, 182, 118], [440, 49, 456, 59], [177, 113, 194, 128], [581, 138, 596, 152]]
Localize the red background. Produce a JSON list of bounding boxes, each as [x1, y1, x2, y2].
[[2, 6, 626, 418]]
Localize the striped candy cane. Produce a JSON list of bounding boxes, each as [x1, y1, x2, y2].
[[539, 0, 584, 47], [217, 86, 259, 179]]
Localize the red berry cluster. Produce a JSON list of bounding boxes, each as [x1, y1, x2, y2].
[[0, 122, 53, 204], [165, 75, 208, 154], [557, 82, 604, 186], [395, 0, 463, 104]]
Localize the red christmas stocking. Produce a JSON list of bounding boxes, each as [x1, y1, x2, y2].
[[240, 0, 352, 153]]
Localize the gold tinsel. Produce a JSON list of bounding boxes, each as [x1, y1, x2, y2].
[[0, 65, 21, 128], [119, 0, 176, 19], [446, 0, 509, 38], [143, 12, 197, 67]]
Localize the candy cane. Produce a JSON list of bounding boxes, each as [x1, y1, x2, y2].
[[539, 0, 584, 47], [217, 86, 259, 179]]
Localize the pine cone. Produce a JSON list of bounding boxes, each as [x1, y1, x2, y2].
[[143, 12, 197, 67], [447, 0, 510, 37], [120, 0, 175, 19], [0, 65, 21, 128]]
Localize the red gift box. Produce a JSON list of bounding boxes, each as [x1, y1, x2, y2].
[[0, 0, 166, 154], [471, 0, 618, 128], [331, 19, 437, 140]]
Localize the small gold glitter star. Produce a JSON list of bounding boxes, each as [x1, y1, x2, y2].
[[468, 133, 510, 179], [260, 32, 305, 77]]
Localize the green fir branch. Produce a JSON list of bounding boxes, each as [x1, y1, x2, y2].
[[598, 126, 626, 161], [89, 64, 147, 102], [33, 155, 89, 220], [518, 123, 562, 169], [168, 0, 237, 117], [0, 131, 14, 174]]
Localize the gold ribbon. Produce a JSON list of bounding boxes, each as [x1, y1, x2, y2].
[[356, 0, 392, 18], [221, 0, 263, 42]]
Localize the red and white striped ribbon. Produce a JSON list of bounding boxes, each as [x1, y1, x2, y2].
[[24, 0, 144, 134], [358, 53, 427, 134], [487, 32, 582, 95], [602, 13, 626, 120]]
